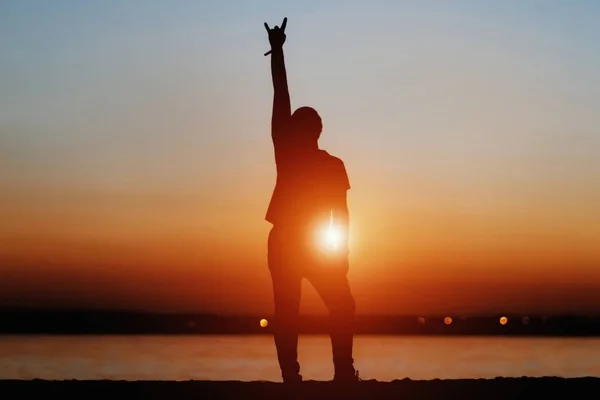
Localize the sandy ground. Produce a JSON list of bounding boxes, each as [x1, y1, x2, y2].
[[1, 377, 599, 399]]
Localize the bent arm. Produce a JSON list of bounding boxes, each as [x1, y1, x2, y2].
[[332, 161, 351, 254], [270, 48, 291, 139], [332, 191, 350, 254]]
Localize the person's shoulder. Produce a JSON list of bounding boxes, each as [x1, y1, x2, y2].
[[320, 150, 346, 167], [320, 150, 350, 188]]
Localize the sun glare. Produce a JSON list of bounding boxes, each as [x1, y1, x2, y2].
[[318, 213, 344, 251], [324, 224, 343, 250]]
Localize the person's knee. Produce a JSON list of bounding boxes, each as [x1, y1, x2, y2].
[[274, 295, 300, 317], [329, 293, 356, 318], [274, 304, 300, 319], [347, 295, 356, 315], [273, 308, 300, 334], [343, 296, 356, 316]]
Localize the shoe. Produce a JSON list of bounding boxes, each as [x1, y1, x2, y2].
[[332, 369, 361, 383], [282, 373, 303, 384]]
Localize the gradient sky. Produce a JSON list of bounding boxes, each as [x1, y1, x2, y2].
[[1, 0, 599, 316]]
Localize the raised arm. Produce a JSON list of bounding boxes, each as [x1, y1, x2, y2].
[[264, 18, 291, 139]]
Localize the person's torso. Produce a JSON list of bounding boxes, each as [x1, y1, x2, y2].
[[266, 148, 341, 231]]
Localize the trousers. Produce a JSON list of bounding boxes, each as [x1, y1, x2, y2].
[[267, 225, 356, 380]]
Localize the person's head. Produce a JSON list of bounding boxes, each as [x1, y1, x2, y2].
[[290, 106, 322, 146]]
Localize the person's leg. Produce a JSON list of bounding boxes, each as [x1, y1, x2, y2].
[[306, 264, 357, 381], [268, 228, 303, 382]]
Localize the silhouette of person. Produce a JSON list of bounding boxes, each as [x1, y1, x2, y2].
[[263, 17, 358, 384]]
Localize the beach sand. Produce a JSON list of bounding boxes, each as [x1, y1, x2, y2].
[[2, 378, 599, 399]]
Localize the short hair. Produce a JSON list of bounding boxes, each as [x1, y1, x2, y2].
[[291, 106, 322, 139]]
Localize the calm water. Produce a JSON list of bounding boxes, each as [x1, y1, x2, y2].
[[1, 335, 599, 381]]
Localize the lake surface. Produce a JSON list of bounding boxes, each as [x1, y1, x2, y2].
[[1, 335, 599, 381]]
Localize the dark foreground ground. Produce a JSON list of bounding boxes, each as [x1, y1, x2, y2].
[[2, 378, 600, 400]]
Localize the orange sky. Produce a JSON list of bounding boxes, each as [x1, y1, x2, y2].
[[1, 174, 598, 315], [1, 1, 599, 315]]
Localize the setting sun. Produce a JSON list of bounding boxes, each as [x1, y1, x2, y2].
[[317, 215, 345, 252], [324, 224, 343, 250], [259, 319, 268, 328]]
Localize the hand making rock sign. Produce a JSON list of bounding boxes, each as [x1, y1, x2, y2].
[[264, 17, 288, 56]]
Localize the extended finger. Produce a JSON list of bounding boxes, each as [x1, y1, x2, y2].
[[281, 17, 287, 31], [264, 22, 270, 32]]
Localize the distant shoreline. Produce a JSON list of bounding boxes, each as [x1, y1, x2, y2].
[[2, 310, 600, 335], [3, 332, 600, 337], [2, 378, 599, 399]]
